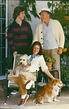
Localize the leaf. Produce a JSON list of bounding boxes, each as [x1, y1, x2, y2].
[[19, 0, 39, 21]]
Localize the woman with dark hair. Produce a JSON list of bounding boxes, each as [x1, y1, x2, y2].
[[15, 41, 55, 106], [7, 6, 33, 56], [30, 41, 42, 55]]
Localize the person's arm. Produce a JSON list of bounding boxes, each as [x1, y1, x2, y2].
[[44, 70, 55, 79], [7, 24, 16, 54], [57, 21, 65, 55], [57, 20, 65, 49]]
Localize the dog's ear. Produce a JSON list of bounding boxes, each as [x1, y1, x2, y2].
[[50, 79, 56, 86], [27, 59, 31, 65], [24, 54, 29, 58]]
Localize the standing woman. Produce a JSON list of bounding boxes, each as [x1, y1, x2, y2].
[[7, 6, 33, 56]]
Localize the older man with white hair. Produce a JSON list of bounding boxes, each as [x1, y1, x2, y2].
[[33, 7, 65, 79]]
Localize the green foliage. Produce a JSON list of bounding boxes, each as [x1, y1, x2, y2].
[[47, 1, 69, 26], [61, 69, 69, 79], [44, 56, 56, 63], [19, 0, 39, 21]]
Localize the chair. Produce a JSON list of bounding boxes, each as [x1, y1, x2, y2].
[[4, 54, 47, 104], [4, 54, 23, 103]]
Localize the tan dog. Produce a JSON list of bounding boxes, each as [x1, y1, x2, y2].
[[37, 78, 63, 103], [14, 54, 31, 76], [8, 54, 31, 84], [18, 54, 30, 66], [8, 54, 36, 88], [28, 78, 63, 103], [12, 54, 36, 82]]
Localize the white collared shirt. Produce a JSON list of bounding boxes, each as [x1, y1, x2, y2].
[[28, 55, 48, 72], [42, 21, 58, 50]]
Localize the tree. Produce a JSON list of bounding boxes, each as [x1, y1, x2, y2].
[[19, 0, 39, 21], [47, 1, 69, 26]]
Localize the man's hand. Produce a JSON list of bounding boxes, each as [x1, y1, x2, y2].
[[57, 47, 63, 55]]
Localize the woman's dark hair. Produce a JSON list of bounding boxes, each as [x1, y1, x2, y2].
[[31, 41, 42, 55], [13, 6, 25, 20]]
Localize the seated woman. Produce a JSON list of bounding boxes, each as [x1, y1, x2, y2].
[[13, 41, 55, 106]]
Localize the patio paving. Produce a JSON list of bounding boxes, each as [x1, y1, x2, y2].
[[0, 86, 69, 109], [0, 51, 68, 109]]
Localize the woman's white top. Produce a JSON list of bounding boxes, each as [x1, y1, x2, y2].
[[28, 55, 48, 72]]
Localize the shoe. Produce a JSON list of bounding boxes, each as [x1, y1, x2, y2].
[[18, 94, 29, 106], [26, 80, 34, 89]]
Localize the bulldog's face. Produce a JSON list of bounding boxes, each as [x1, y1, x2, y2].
[[18, 54, 30, 66]]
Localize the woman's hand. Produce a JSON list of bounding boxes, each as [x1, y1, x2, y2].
[[13, 51, 17, 57], [51, 77, 55, 80]]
